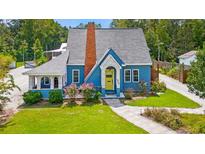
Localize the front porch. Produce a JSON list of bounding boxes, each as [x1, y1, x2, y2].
[[28, 75, 66, 98]]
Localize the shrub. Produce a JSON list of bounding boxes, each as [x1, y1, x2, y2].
[[159, 67, 169, 75], [142, 108, 183, 130], [80, 83, 100, 103], [170, 109, 181, 117], [151, 81, 166, 93], [49, 90, 63, 104], [93, 91, 101, 102], [124, 89, 134, 99], [23, 91, 42, 105], [167, 66, 179, 79], [139, 81, 147, 96], [198, 125, 205, 134], [64, 84, 78, 102]]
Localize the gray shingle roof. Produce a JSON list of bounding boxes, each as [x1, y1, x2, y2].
[[23, 49, 69, 76], [67, 28, 152, 65]]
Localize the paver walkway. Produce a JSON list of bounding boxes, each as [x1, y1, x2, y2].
[[105, 75, 205, 133], [104, 99, 176, 134], [5, 67, 30, 110], [159, 74, 205, 114]]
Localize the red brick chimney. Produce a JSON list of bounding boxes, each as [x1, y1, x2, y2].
[[84, 22, 96, 77]]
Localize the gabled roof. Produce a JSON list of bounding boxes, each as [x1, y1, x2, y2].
[[67, 28, 152, 65], [85, 48, 123, 81], [178, 50, 197, 59], [23, 49, 69, 76]]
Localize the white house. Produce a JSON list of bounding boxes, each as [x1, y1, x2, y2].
[[178, 50, 197, 66], [45, 43, 67, 60]]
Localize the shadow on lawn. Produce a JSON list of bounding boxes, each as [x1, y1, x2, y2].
[[19, 99, 103, 109], [0, 121, 16, 129]]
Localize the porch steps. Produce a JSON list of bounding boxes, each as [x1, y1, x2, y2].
[[102, 93, 125, 99]]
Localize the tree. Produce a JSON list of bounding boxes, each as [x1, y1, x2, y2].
[[32, 38, 43, 60], [0, 55, 19, 111], [0, 22, 14, 53], [187, 47, 205, 98], [19, 40, 28, 62], [111, 19, 205, 62]]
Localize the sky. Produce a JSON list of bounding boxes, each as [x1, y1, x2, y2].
[[55, 19, 112, 28]]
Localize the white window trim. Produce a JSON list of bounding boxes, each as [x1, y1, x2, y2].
[[124, 69, 131, 83], [132, 69, 139, 83], [43, 77, 50, 85], [72, 69, 80, 83]]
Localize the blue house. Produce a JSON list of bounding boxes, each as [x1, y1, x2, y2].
[[24, 22, 152, 99]]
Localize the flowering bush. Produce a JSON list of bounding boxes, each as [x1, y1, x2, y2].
[[64, 84, 78, 102], [80, 83, 95, 103], [0, 109, 16, 126]]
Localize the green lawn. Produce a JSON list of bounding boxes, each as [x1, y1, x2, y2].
[[126, 89, 200, 108], [181, 114, 205, 133], [16, 62, 24, 68], [0, 104, 147, 134]]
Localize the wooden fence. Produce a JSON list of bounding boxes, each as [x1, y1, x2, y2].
[[152, 60, 191, 83], [151, 63, 159, 82]]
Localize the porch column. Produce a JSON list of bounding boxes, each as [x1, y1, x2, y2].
[[101, 68, 106, 97], [29, 76, 34, 90], [36, 76, 41, 89], [116, 68, 121, 97], [50, 76, 54, 89], [58, 76, 63, 89]]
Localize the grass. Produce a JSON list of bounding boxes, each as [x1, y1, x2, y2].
[[181, 114, 205, 133], [0, 104, 147, 134], [16, 61, 24, 68], [126, 89, 200, 108]]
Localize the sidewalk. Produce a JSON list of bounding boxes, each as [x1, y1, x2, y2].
[[105, 99, 176, 134]]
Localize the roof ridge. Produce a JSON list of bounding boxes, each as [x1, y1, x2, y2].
[[70, 28, 142, 30]]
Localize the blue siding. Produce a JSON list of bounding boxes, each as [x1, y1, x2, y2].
[[86, 48, 124, 90], [86, 66, 101, 89], [66, 48, 151, 97], [123, 65, 151, 92], [67, 65, 84, 86]]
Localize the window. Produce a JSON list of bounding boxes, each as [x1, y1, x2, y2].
[[124, 69, 131, 82], [72, 69, 80, 83], [132, 69, 139, 82], [43, 77, 50, 85], [54, 77, 58, 88]]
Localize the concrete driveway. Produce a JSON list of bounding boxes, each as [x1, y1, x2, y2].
[[5, 67, 31, 110], [159, 74, 205, 107]]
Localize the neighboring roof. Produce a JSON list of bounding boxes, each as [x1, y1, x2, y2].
[[178, 50, 197, 59], [67, 28, 152, 65], [23, 49, 69, 76], [45, 43, 67, 53]]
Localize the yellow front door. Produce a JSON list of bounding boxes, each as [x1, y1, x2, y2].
[[105, 69, 114, 90]]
